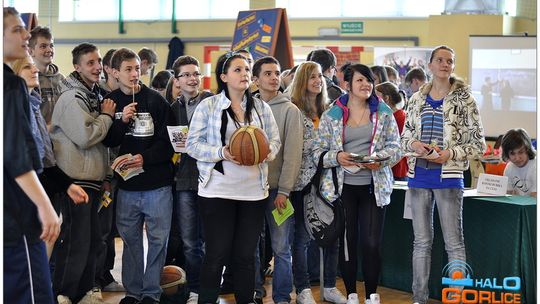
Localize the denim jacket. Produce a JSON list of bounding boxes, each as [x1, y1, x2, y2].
[[186, 91, 281, 190], [401, 77, 486, 179], [312, 94, 401, 207]]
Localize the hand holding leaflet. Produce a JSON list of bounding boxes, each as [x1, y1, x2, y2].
[[272, 199, 294, 226]]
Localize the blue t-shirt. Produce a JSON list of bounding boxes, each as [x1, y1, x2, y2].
[[409, 95, 463, 189]]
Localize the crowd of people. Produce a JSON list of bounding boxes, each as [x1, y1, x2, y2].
[[4, 6, 535, 304]]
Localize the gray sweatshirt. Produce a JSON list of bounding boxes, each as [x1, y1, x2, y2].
[[256, 92, 304, 196], [49, 72, 113, 182]]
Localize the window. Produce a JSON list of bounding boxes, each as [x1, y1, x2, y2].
[[3, 0, 39, 15], [276, 0, 445, 18], [58, 0, 249, 22]]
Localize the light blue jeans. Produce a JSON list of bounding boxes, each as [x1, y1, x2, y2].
[[116, 186, 173, 301], [254, 189, 294, 303], [408, 188, 465, 304], [174, 190, 204, 293]]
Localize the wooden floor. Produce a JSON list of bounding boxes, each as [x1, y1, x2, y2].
[[102, 238, 442, 304]]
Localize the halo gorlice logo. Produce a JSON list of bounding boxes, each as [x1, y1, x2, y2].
[[441, 260, 522, 303]]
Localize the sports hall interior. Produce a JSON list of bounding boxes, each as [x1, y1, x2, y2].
[[10, 0, 537, 303]]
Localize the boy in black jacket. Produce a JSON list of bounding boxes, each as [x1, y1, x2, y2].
[[170, 55, 213, 304], [3, 7, 60, 304], [103, 48, 174, 304]]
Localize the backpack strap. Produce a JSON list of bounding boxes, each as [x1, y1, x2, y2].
[[312, 151, 339, 195], [214, 109, 229, 174]]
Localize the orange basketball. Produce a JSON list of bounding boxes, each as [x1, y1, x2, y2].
[[160, 265, 186, 295], [229, 125, 270, 166]]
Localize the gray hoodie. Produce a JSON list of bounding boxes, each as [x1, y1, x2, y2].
[[255, 92, 304, 196], [38, 63, 65, 125], [49, 71, 113, 182]]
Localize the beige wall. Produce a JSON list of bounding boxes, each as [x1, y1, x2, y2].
[[38, 0, 536, 87]]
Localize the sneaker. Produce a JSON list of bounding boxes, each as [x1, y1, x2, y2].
[[369, 293, 380, 304], [140, 297, 159, 304], [102, 280, 125, 292], [57, 295, 72, 304], [296, 288, 316, 304], [346, 293, 359, 304], [187, 292, 199, 304], [78, 290, 106, 304], [364, 300, 372, 304], [119, 296, 140, 304], [323, 287, 347, 304]]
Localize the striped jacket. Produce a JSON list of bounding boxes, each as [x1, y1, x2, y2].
[[186, 91, 281, 190], [401, 77, 486, 179]]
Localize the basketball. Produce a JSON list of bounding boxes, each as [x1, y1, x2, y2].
[[229, 125, 270, 166], [160, 265, 186, 295]]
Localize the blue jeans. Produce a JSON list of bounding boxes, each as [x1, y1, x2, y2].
[[255, 189, 294, 302], [174, 190, 204, 293], [290, 191, 339, 292], [116, 186, 173, 301], [408, 188, 465, 304]]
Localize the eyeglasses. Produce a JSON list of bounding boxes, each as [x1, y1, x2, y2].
[[177, 72, 202, 78]]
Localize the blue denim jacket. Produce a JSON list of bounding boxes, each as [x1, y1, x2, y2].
[[186, 91, 281, 190]]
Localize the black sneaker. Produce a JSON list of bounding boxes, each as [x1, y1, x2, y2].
[[140, 296, 159, 304], [119, 296, 140, 304]]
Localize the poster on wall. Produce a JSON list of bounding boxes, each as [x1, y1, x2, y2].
[[231, 8, 294, 69]]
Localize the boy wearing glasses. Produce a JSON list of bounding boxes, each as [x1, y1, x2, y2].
[[170, 55, 213, 304]]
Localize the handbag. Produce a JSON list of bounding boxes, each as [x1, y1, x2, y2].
[[303, 151, 345, 248]]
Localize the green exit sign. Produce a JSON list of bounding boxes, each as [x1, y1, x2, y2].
[[341, 21, 364, 34]]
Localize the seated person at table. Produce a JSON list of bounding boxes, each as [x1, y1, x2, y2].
[[501, 128, 536, 197]]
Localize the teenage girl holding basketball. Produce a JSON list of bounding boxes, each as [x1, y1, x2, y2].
[[186, 51, 280, 304]]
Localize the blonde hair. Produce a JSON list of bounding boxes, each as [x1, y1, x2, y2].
[[12, 55, 32, 76], [289, 61, 328, 119]]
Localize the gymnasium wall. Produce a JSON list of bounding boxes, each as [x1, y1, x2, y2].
[[35, 0, 536, 87]]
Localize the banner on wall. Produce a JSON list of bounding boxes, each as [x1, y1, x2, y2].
[[231, 8, 294, 69]]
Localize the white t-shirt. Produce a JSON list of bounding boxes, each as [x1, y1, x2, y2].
[[198, 112, 267, 201], [504, 158, 536, 196]]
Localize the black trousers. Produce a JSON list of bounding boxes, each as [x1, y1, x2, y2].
[[338, 184, 386, 299], [52, 187, 101, 302], [198, 196, 266, 304]]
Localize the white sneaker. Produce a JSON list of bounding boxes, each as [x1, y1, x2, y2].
[[346, 293, 359, 304], [296, 288, 316, 304], [78, 289, 106, 304], [323, 287, 347, 304], [187, 292, 199, 304], [57, 295, 72, 304], [369, 293, 380, 304]]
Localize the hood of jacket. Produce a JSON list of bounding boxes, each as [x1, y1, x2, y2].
[[254, 91, 290, 106], [418, 75, 470, 96], [42, 63, 62, 77], [60, 71, 95, 95]]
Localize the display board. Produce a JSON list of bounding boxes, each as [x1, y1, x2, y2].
[[21, 13, 38, 31], [231, 8, 294, 69]]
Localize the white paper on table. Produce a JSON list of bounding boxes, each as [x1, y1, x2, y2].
[[476, 173, 509, 196], [167, 125, 188, 153]]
